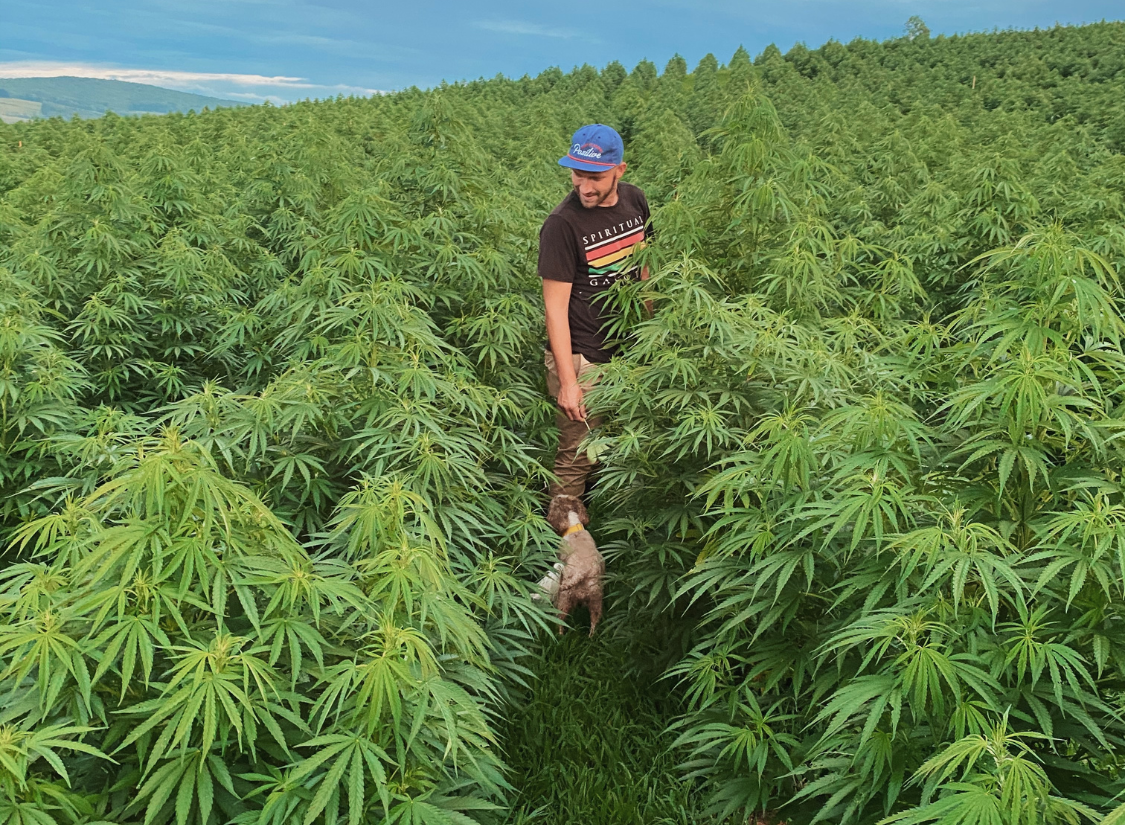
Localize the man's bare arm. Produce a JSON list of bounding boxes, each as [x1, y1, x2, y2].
[[640, 265, 653, 316], [543, 279, 586, 421]]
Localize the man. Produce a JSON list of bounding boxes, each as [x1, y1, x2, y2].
[[539, 123, 652, 500]]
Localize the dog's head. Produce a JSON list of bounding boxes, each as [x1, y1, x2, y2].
[[546, 494, 589, 535]]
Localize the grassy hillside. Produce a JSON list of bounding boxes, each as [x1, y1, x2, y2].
[[1, 19, 1124, 825], [0, 76, 245, 119], [0, 97, 41, 124]]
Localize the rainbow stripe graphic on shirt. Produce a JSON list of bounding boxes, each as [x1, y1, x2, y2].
[[584, 224, 646, 277]]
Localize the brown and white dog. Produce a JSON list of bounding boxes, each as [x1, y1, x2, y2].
[[541, 494, 605, 635]]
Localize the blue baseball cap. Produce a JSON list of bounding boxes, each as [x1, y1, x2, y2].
[[559, 124, 624, 172]]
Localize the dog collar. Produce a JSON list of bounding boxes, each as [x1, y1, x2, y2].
[[563, 523, 584, 537]]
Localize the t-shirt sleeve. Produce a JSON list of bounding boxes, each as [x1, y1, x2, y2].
[[538, 215, 577, 283]]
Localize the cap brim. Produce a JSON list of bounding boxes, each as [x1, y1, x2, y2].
[[559, 155, 619, 172]]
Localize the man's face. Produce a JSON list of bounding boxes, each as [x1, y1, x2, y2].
[[570, 164, 626, 208]]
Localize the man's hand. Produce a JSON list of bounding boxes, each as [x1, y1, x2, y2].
[[557, 380, 587, 422], [641, 265, 654, 317]]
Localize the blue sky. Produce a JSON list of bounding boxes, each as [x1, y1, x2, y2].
[[1, 1, 1121, 102]]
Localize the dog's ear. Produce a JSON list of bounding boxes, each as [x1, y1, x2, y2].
[[574, 497, 590, 526], [546, 495, 568, 534]]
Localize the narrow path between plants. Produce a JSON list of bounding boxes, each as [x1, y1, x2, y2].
[[500, 626, 705, 825]]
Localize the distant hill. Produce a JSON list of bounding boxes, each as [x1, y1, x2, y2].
[[0, 97, 42, 124], [0, 76, 246, 120]]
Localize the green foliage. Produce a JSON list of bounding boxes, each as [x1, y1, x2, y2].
[[1, 19, 1125, 825]]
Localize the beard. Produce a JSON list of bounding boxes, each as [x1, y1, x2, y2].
[[575, 185, 614, 208]]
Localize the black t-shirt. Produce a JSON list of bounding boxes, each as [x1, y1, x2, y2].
[[538, 181, 653, 363]]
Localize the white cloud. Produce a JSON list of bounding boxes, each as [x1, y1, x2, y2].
[[0, 61, 383, 102], [222, 91, 274, 100], [474, 20, 585, 39], [220, 91, 291, 103]]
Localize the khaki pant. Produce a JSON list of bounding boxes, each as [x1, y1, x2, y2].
[[545, 352, 605, 498]]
